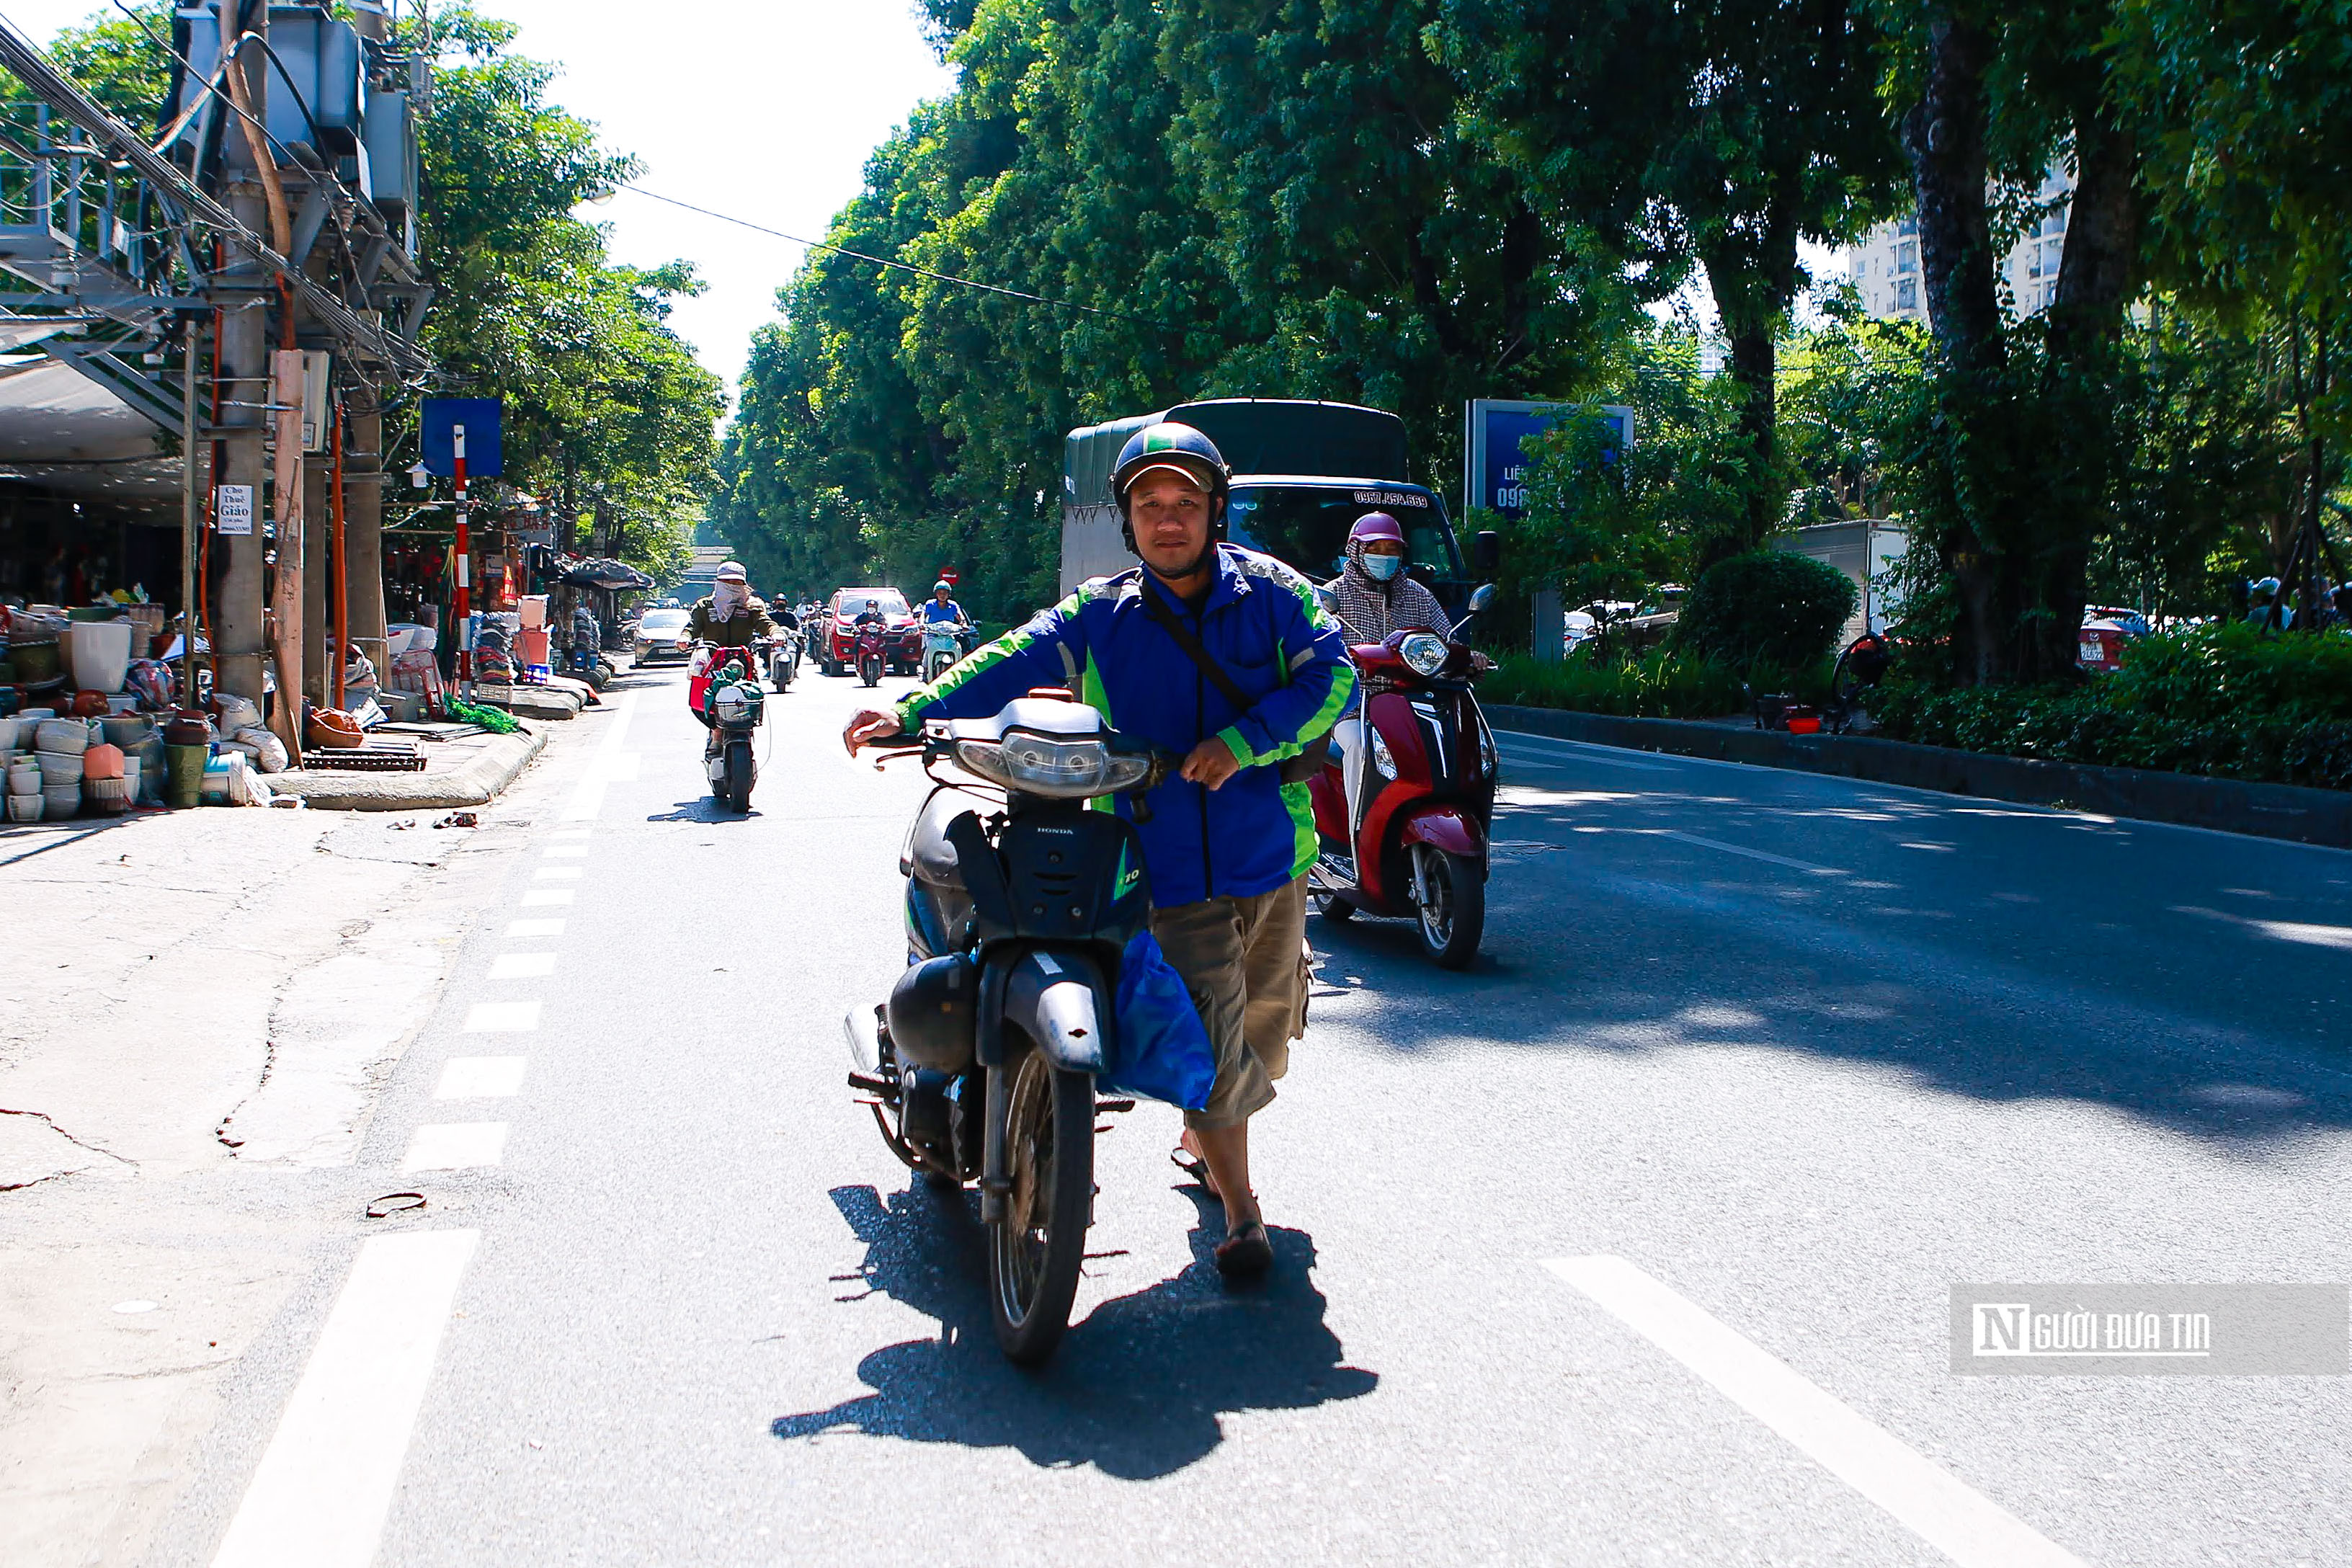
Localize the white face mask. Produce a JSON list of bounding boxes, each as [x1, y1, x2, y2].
[[1362, 553, 1404, 582]]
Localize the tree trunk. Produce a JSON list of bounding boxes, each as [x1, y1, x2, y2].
[[1899, 14, 2007, 683]]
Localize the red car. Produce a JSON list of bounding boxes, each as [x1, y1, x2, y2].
[[823, 588, 921, 675]]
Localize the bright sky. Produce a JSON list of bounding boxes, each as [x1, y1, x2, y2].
[[0, 1, 958, 406]]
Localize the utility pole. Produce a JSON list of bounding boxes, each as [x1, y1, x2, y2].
[[213, 0, 271, 705], [344, 0, 391, 683]]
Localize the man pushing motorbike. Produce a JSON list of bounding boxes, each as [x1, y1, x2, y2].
[[845, 422, 1355, 1278]]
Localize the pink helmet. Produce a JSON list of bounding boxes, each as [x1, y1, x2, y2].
[[1349, 512, 1405, 545]]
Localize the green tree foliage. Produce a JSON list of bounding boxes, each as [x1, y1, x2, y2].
[[1436, 0, 1904, 564], [0, 4, 174, 125], [408, 7, 721, 583], [715, 0, 1637, 623]]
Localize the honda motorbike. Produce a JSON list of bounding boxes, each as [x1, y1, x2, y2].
[[847, 692, 1174, 1365], [921, 623, 964, 682], [688, 643, 764, 812], [1306, 584, 1497, 969], [854, 623, 887, 687]]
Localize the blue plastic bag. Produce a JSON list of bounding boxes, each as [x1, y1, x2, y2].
[[1105, 930, 1216, 1110]]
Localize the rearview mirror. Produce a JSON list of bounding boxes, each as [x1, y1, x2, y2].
[[1468, 583, 1497, 614], [1473, 529, 1501, 577]]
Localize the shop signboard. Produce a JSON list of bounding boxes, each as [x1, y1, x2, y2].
[[215, 484, 254, 535], [1463, 399, 1634, 519], [420, 397, 503, 477]]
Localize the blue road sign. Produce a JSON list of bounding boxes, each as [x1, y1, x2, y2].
[[1464, 400, 1633, 518], [421, 398, 503, 477]]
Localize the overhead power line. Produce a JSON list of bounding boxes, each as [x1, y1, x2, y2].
[[621, 184, 1168, 333]]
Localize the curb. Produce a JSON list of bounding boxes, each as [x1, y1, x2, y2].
[[1488, 705, 2352, 851], [264, 721, 550, 812]]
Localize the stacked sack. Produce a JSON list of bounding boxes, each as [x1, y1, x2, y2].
[[211, 692, 290, 774]]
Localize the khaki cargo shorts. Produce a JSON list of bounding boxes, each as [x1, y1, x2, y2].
[[1149, 875, 1311, 1131]]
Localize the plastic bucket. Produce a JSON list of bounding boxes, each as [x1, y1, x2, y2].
[[67, 620, 135, 693], [6, 793, 40, 823], [36, 748, 84, 785]]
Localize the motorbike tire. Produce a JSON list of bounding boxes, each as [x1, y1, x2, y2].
[[1409, 843, 1484, 970], [988, 1039, 1092, 1367], [860, 659, 881, 687], [720, 739, 754, 813]]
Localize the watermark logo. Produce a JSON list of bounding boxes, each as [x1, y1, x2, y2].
[[1951, 1285, 2348, 1376]]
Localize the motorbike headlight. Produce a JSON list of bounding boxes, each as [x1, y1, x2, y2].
[[1479, 724, 1498, 779], [955, 734, 1150, 796], [1368, 725, 1397, 779], [1399, 632, 1450, 677]]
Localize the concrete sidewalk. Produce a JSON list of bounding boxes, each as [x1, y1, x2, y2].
[[265, 718, 548, 811], [0, 700, 607, 1568]]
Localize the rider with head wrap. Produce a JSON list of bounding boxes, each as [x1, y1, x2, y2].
[[1327, 512, 1450, 649]]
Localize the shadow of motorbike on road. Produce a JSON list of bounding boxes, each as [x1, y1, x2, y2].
[[771, 1182, 1377, 1479], [646, 797, 760, 824]]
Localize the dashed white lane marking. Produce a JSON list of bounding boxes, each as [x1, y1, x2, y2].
[[505, 918, 565, 937], [1644, 829, 1845, 877], [208, 1230, 478, 1568], [436, 1056, 527, 1099], [520, 888, 574, 907], [461, 1000, 540, 1033], [488, 953, 556, 980], [551, 827, 594, 838], [543, 843, 589, 858], [1546, 1257, 2087, 1568], [400, 1122, 509, 1172], [532, 865, 583, 881], [563, 690, 639, 821]]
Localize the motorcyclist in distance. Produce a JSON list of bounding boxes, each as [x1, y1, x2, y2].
[[1325, 513, 1453, 824]]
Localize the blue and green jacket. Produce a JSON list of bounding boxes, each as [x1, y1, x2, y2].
[[894, 544, 1357, 909]]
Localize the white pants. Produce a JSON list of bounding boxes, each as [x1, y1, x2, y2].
[[1331, 710, 1368, 832]]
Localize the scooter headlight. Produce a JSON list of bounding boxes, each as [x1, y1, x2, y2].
[[955, 733, 1151, 797], [1398, 632, 1450, 677], [1368, 725, 1397, 779]]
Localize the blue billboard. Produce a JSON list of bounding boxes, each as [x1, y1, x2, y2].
[[1464, 399, 1633, 518]]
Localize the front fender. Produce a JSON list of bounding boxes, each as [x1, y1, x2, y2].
[[999, 948, 1110, 1073], [1398, 805, 1486, 860]]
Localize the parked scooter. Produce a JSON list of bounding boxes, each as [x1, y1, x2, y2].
[[1306, 584, 1498, 968], [922, 623, 963, 682], [847, 692, 1175, 1365], [854, 623, 887, 687], [689, 643, 764, 812]]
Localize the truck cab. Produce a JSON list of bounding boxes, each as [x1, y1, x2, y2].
[[1063, 399, 1474, 619]]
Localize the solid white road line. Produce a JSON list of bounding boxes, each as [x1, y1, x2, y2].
[[461, 1000, 540, 1033], [488, 953, 557, 980], [519, 888, 574, 907], [208, 1230, 478, 1568], [1647, 829, 1845, 877], [399, 1122, 509, 1172], [562, 690, 638, 821], [435, 1056, 527, 1099], [504, 918, 565, 937], [1546, 1257, 2087, 1568]]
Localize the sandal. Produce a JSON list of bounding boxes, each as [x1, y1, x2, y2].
[[1214, 1220, 1273, 1280]]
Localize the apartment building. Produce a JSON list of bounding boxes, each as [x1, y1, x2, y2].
[[1845, 166, 2075, 324]]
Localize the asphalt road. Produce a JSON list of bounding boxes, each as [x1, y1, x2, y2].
[[153, 660, 2352, 1568]]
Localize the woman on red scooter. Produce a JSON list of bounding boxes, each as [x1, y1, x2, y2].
[[1326, 512, 1450, 824]]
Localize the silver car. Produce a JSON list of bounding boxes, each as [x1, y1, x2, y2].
[[633, 607, 694, 664]]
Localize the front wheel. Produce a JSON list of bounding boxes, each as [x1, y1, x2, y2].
[[1409, 842, 1484, 970], [860, 659, 881, 687], [989, 1041, 1093, 1366]]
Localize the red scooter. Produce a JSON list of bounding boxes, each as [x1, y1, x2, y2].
[[853, 622, 887, 687], [1306, 586, 1498, 969]]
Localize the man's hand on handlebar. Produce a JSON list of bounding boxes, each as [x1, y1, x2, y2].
[[844, 708, 904, 756]]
